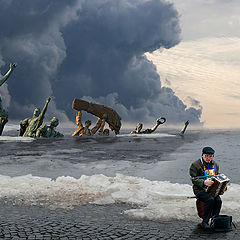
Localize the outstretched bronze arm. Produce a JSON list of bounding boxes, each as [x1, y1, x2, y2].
[[72, 111, 84, 136], [38, 97, 51, 121], [0, 63, 17, 87], [149, 117, 166, 133], [179, 120, 189, 136]]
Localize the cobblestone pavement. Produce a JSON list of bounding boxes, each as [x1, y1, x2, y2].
[[0, 202, 238, 239]]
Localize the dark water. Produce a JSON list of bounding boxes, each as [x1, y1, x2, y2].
[[0, 126, 239, 184]]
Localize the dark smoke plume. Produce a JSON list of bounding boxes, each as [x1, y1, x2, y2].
[[0, 0, 202, 125]]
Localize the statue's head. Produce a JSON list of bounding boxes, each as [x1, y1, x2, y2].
[[136, 123, 143, 133], [103, 129, 110, 136], [33, 108, 41, 117], [50, 117, 59, 128], [85, 120, 91, 128]]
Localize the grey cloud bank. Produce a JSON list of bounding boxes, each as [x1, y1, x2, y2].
[[0, 0, 202, 125]]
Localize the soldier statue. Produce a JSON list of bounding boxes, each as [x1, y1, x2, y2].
[[130, 117, 166, 134], [19, 97, 51, 137], [72, 111, 110, 137], [72, 110, 102, 136], [36, 117, 63, 138]]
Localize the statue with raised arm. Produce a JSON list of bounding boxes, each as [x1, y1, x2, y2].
[[179, 120, 189, 136], [98, 114, 110, 136], [20, 97, 51, 137], [130, 117, 166, 134], [36, 117, 64, 138], [0, 63, 17, 136], [0, 63, 17, 87]]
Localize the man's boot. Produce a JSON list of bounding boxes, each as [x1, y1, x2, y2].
[[201, 221, 211, 230], [201, 212, 211, 230]]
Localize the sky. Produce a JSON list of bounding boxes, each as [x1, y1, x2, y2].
[[147, 0, 240, 128], [0, 0, 239, 128]]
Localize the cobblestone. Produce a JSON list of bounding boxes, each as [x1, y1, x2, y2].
[[0, 202, 239, 239]]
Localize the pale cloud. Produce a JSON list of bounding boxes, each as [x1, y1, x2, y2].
[[146, 37, 240, 128]]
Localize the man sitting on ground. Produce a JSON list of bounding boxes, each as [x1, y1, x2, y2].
[[189, 146, 223, 230]]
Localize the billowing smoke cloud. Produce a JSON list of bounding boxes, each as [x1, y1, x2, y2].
[[0, 0, 202, 125], [0, 0, 79, 121]]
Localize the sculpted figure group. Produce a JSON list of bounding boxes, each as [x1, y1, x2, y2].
[[72, 111, 109, 137], [36, 117, 63, 138], [0, 63, 189, 138], [130, 117, 166, 134], [19, 97, 63, 138], [0, 64, 63, 138]]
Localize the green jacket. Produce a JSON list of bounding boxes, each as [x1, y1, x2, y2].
[[189, 158, 219, 196]]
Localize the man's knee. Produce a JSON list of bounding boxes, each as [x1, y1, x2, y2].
[[205, 195, 215, 205]]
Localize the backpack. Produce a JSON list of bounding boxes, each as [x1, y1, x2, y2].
[[210, 215, 234, 232]]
